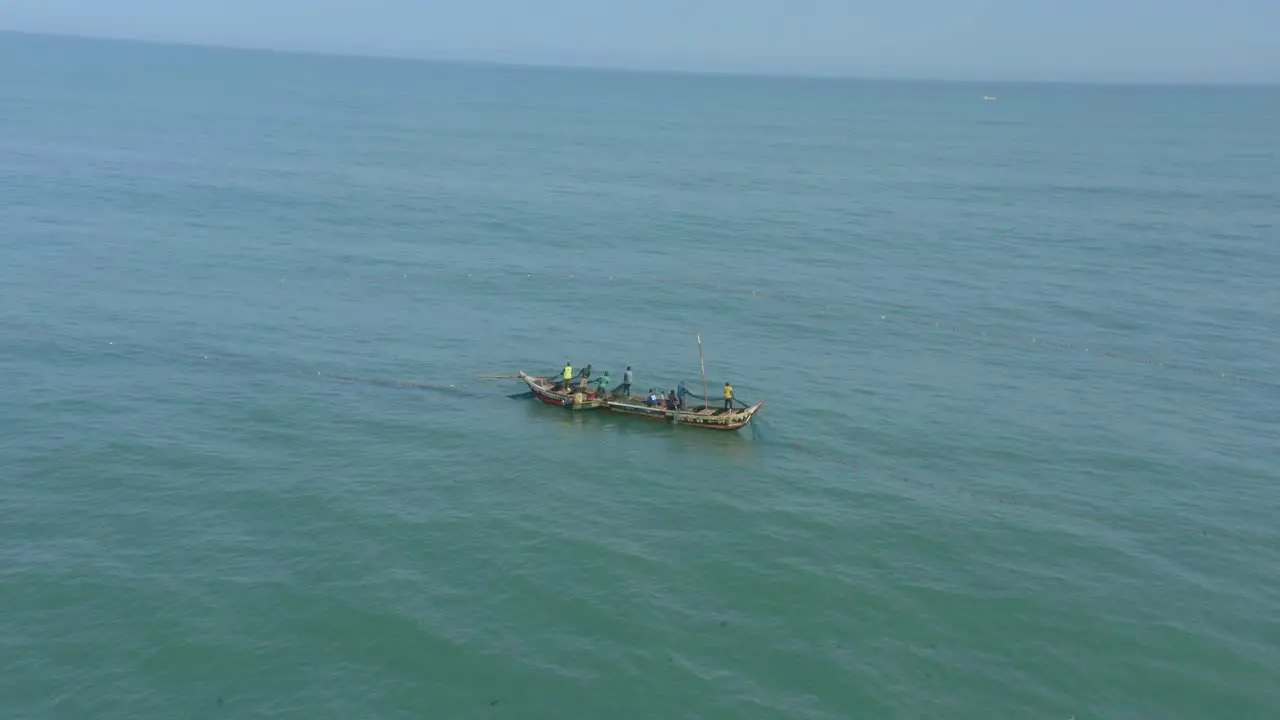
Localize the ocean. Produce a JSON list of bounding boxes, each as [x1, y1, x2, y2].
[[2, 31, 1278, 719]]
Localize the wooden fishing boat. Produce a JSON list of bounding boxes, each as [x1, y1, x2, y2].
[[517, 372, 764, 431], [603, 393, 764, 431], [515, 335, 762, 431]]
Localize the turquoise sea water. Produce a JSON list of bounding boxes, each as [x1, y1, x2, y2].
[[2, 31, 1279, 719]]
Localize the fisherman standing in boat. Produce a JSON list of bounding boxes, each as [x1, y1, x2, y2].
[[620, 366, 632, 397], [561, 362, 573, 391], [578, 364, 592, 390], [593, 371, 611, 399], [723, 382, 734, 410]]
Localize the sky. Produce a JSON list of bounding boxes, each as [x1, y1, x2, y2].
[[1, 0, 1277, 83]]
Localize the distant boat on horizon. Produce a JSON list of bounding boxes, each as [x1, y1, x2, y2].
[[983, 95, 998, 101]]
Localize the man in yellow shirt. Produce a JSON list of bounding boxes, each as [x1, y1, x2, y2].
[[561, 362, 573, 391], [723, 382, 734, 410]]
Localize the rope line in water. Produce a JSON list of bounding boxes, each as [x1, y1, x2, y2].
[[323, 373, 461, 392], [15, 329, 487, 397]]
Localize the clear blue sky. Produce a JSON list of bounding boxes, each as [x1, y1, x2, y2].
[[1, 0, 1277, 83]]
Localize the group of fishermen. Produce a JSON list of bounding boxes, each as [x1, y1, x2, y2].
[[556, 362, 736, 410]]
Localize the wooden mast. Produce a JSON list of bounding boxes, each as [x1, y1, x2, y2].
[[697, 334, 709, 411]]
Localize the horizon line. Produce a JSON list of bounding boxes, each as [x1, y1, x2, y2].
[[3, 28, 1278, 89]]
